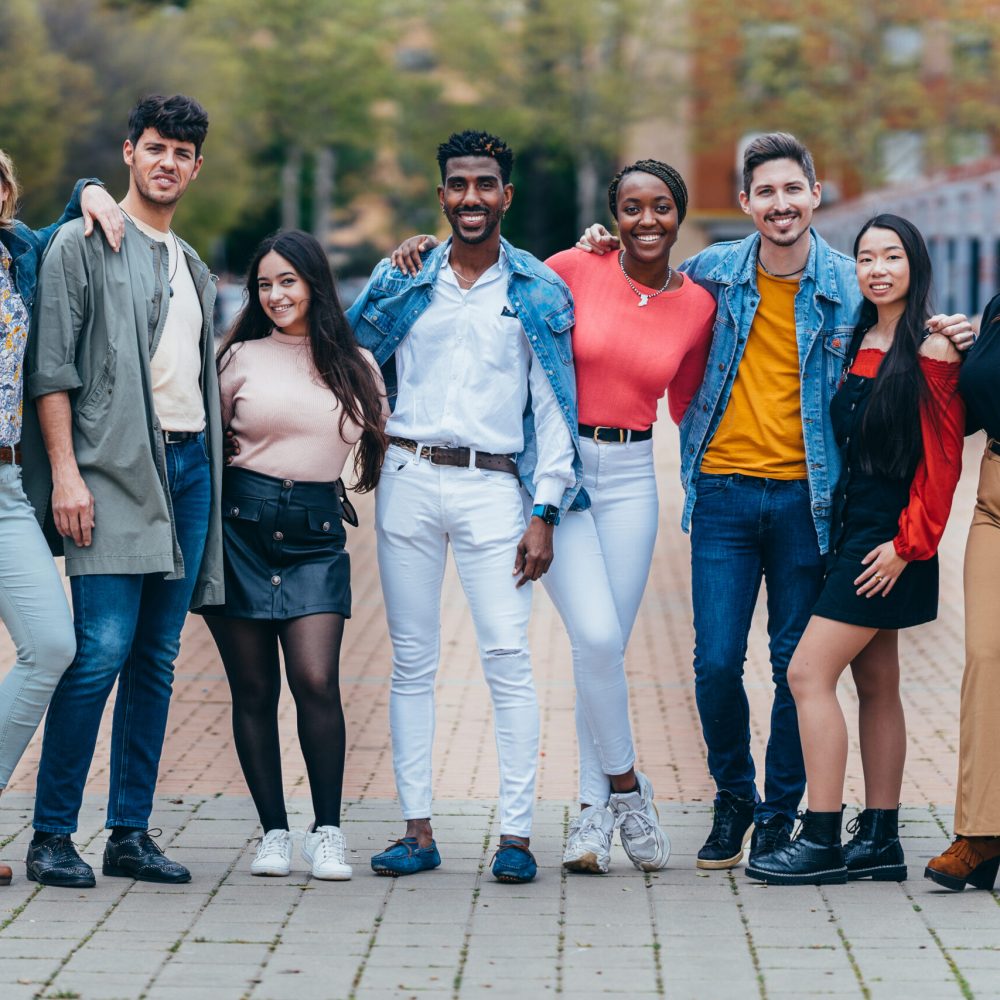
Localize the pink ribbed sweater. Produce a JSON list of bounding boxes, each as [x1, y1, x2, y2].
[[219, 331, 385, 483]]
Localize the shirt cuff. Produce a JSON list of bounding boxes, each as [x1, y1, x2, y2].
[[28, 364, 83, 399], [532, 476, 566, 509]]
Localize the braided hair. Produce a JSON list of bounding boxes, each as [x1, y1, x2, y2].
[[436, 131, 514, 185], [607, 159, 688, 224]]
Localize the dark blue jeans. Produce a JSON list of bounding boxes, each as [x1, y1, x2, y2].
[[33, 437, 211, 834], [690, 473, 825, 825]]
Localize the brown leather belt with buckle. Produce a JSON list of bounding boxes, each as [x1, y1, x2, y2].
[[578, 423, 653, 443], [0, 444, 22, 465], [990, 439, 1000, 458], [389, 437, 519, 478]]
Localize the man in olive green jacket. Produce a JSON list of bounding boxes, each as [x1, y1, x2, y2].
[[21, 95, 223, 889]]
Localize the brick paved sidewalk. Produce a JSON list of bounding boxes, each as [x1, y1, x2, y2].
[[2, 425, 998, 999]]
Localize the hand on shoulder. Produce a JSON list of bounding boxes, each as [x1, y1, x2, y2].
[[919, 332, 962, 364]]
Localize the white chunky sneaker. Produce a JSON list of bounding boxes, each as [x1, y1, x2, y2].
[[609, 772, 671, 872], [302, 824, 352, 880], [251, 829, 292, 877], [563, 804, 614, 874]]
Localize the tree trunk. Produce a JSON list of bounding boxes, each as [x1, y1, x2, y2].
[[281, 146, 303, 230], [312, 146, 336, 247]]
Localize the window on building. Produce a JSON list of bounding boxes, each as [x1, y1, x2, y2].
[[951, 130, 991, 165], [883, 24, 924, 68], [742, 23, 802, 100], [952, 23, 992, 73], [879, 131, 925, 183]]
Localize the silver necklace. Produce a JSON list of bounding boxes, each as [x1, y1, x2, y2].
[[618, 251, 672, 307], [120, 208, 180, 296]]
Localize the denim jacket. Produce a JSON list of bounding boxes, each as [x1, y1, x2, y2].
[[0, 178, 98, 314], [677, 229, 862, 553], [347, 237, 587, 514]]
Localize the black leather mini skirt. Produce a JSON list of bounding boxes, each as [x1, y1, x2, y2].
[[201, 465, 352, 620]]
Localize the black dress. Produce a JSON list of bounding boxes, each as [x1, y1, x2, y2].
[[812, 349, 956, 630]]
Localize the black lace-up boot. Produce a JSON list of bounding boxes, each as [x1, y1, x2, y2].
[[697, 790, 756, 870], [745, 809, 848, 886], [843, 808, 907, 881]]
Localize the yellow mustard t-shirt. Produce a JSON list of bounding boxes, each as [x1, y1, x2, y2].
[[700, 267, 807, 479]]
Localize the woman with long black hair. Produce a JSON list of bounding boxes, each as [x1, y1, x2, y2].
[[746, 214, 965, 886], [201, 230, 386, 880]]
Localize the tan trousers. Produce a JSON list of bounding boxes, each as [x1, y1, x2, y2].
[[955, 442, 1000, 835]]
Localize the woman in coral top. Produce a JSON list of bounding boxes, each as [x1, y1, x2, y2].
[[391, 160, 715, 874], [747, 215, 965, 886]]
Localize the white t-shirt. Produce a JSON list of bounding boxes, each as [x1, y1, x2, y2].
[[130, 215, 205, 432]]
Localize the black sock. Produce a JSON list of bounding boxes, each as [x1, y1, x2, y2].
[[32, 831, 59, 846], [109, 826, 144, 843]]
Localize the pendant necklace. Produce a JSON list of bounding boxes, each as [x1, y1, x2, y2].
[[619, 250, 672, 307], [120, 207, 180, 296]]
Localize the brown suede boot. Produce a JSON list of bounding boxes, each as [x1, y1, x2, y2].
[[925, 836, 1000, 892], [0, 862, 11, 886]]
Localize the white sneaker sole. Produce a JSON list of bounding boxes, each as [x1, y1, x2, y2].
[[251, 862, 291, 877], [562, 851, 610, 875], [310, 866, 352, 881]]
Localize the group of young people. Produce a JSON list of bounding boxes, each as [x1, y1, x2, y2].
[[0, 93, 997, 895]]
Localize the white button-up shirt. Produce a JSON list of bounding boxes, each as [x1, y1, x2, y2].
[[386, 247, 574, 507]]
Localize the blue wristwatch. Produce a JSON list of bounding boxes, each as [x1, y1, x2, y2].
[[531, 503, 560, 526]]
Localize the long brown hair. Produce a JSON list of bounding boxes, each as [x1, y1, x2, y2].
[[220, 229, 386, 491]]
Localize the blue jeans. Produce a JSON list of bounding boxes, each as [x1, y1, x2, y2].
[[690, 473, 825, 825], [33, 437, 210, 834]]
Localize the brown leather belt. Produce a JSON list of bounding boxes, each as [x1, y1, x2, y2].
[[389, 437, 519, 478], [0, 444, 21, 465]]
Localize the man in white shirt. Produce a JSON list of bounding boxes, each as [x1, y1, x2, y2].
[[348, 131, 583, 883]]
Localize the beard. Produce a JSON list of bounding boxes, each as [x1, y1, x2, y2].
[[762, 213, 809, 248], [445, 205, 503, 245], [133, 170, 184, 208]]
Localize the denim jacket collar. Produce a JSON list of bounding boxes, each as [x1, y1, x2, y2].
[[704, 229, 844, 305]]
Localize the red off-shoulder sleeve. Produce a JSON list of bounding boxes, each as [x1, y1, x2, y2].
[[893, 357, 965, 561]]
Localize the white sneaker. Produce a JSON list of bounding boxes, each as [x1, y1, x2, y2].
[[563, 804, 614, 874], [302, 824, 352, 880], [251, 829, 292, 877], [609, 772, 671, 872]]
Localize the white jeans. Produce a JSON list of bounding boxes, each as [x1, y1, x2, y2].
[[375, 444, 538, 837], [538, 436, 658, 806]]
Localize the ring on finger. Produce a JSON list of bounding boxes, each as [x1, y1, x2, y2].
[[874, 574, 884, 582]]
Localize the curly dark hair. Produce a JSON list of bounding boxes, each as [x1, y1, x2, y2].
[[607, 159, 688, 224], [127, 94, 209, 158], [436, 130, 514, 185]]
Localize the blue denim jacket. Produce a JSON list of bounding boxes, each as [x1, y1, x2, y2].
[[0, 178, 96, 314], [347, 237, 587, 514], [677, 229, 862, 554]]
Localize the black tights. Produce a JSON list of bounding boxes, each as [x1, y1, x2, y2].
[[207, 614, 346, 831]]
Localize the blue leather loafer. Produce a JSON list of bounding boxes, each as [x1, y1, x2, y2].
[[370, 837, 441, 876], [491, 839, 537, 883]]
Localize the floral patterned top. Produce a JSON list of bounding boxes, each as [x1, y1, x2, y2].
[[0, 243, 30, 446]]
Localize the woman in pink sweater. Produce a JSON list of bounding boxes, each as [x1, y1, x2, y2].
[[205, 230, 387, 881], [391, 160, 715, 874]]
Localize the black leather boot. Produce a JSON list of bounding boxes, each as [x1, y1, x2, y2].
[[843, 808, 906, 882], [745, 809, 847, 886]]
